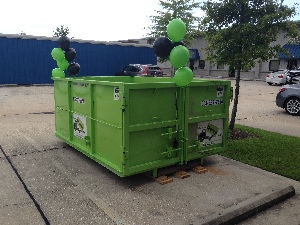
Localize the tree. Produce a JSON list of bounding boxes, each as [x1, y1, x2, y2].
[[200, 0, 299, 130], [148, 0, 201, 47], [289, 22, 300, 44], [53, 25, 70, 37]]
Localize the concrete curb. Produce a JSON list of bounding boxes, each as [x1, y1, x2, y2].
[[192, 185, 295, 225]]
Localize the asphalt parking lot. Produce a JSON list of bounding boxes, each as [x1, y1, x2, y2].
[[1, 80, 300, 225], [229, 80, 300, 138]]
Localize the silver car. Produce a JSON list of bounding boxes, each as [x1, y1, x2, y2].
[[266, 69, 289, 85], [286, 70, 300, 84], [276, 84, 300, 115]]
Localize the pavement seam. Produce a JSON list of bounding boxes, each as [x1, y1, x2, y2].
[[0, 111, 54, 117], [0, 145, 50, 225]]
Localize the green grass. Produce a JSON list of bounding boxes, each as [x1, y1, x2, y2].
[[221, 124, 300, 181]]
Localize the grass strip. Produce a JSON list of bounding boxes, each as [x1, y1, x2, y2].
[[221, 124, 300, 181]]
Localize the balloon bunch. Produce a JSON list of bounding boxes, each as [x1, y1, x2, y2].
[[51, 36, 80, 78], [153, 19, 193, 86]]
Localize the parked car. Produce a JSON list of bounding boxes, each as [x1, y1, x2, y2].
[[266, 69, 289, 85], [115, 64, 163, 77], [276, 84, 300, 116], [286, 70, 300, 84], [147, 65, 164, 77]]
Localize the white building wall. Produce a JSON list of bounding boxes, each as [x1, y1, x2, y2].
[[148, 28, 297, 79]]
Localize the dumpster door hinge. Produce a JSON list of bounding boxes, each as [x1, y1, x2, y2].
[[122, 98, 127, 110], [84, 136, 91, 146], [123, 150, 129, 160]]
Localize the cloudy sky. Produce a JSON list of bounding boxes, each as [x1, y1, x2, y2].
[[0, 0, 299, 42]]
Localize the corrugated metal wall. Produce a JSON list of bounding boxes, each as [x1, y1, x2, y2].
[[0, 35, 156, 85]]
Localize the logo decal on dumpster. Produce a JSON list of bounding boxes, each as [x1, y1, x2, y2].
[[197, 119, 223, 147], [73, 97, 85, 104], [73, 113, 87, 139]]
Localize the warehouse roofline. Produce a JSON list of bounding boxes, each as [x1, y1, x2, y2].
[[0, 33, 153, 48]]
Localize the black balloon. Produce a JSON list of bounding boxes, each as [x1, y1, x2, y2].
[[65, 48, 76, 62], [68, 62, 80, 76], [153, 37, 173, 58], [58, 36, 71, 51], [173, 41, 186, 48]]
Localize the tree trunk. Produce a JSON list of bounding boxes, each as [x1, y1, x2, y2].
[[171, 66, 175, 78], [229, 61, 242, 130]]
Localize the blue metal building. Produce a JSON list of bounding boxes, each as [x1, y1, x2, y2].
[[0, 34, 157, 85]]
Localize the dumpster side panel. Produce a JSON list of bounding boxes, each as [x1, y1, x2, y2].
[[93, 84, 123, 127], [94, 122, 123, 174], [185, 81, 231, 161], [54, 80, 71, 140], [93, 84, 124, 174], [127, 126, 180, 174], [54, 79, 124, 175], [53, 77, 231, 177], [55, 108, 70, 139], [128, 87, 177, 126], [71, 82, 92, 118], [124, 86, 182, 175], [188, 83, 227, 117], [54, 80, 69, 110]]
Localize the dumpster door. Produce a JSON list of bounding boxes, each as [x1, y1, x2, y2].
[[123, 85, 183, 176], [184, 81, 231, 162]]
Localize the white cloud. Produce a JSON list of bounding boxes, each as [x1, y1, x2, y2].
[[0, 0, 163, 41]]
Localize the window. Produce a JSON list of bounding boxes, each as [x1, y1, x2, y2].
[[199, 60, 205, 69], [123, 66, 132, 72], [287, 60, 297, 70], [217, 64, 224, 69], [269, 60, 280, 71]]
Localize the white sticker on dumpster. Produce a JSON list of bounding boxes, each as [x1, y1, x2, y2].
[[114, 87, 120, 100], [73, 113, 87, 139], [201, 99, 224, 106], [217, 86, 224, 97], [197, 119, 223, 147]]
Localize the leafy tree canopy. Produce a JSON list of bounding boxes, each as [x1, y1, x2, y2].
[[200, 0, 300, 70], [200, 0, 300, 130], [148, 0, 201, 47], [53, 25, 70, 37]]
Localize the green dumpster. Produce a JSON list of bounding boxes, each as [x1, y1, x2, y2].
[[53, 76, 232, 177]]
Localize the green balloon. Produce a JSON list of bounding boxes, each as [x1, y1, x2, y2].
[[174, 67, 193, 86], [167, 19, 186, 42], [52, 68, 65, 78], [57, 58, 69, 70], [51, 48, 65, 61], [170, 45, 190, 68]]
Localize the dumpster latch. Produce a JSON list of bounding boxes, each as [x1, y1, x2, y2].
[[186, 140, 202, 151], [161, 146, 181, 158], [194, 140, 202, 150], [161, 128, 178, 139]]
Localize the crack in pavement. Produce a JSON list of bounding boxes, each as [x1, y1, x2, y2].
[[0, 145, 50, 225]]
